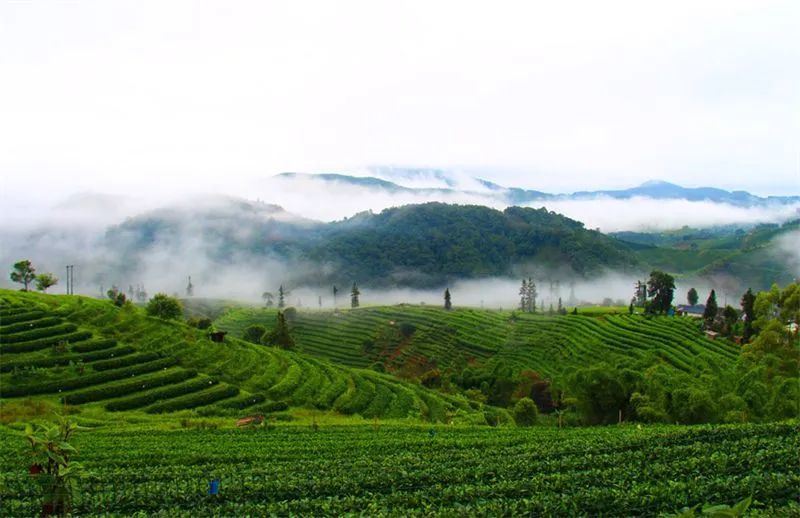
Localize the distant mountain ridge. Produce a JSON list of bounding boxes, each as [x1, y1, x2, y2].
[[275, 170, 800, 207]]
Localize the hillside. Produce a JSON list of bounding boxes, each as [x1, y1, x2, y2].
[[101, 202, 642, 288], [214, 304, 741, 401], [620, 220, 800, 290], [0, 291, 494, 424]]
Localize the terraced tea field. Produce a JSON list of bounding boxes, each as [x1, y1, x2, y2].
[[214, 305, 740, 377], [0, 292, 488, 423], [1, 423, 797, 516]]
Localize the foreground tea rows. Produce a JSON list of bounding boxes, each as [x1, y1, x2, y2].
[[1, 422, 797, 516]]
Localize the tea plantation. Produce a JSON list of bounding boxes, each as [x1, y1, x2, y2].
[[0, 291, 490, 423], [213, 304, 739, 378], [0, 423, 797, 516]]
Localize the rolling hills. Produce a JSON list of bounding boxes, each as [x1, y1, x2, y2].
[[213, 303, 740, 387], [0, 290, 494, 424]]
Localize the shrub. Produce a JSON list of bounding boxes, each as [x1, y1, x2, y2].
[[243, 324, 267, 344], [513, 397, 539, 426], [90, 352, 161, 371], [187, 317, 212, 329], [105, 376, 213, 411], [146, 293, 183, 320], [145, 384, 240, 413], [64, 368, 196, 405], [0, 357, 177, 398], [0, 346, 135, 373], [399, 322, 416, 338], [0, 323, 78, 344], [71, 339, 117, 353], [0, 331, 93, 354]]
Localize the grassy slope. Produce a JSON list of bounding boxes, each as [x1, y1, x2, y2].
[[214, 304, 740, 382], [0, 290, 492, 423], [630, 221, 799, 289]]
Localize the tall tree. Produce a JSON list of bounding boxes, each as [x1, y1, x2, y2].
[[519, 279, 528, 311], [333, 285, 339, 307], [741, 288, 756, 341], [351, 282, 360, 308], [35, 273, 58, 293], [527, 277, 537, 313], [704, 290, 718, 321], [557, 297, 564, 315], [262, 291, 274, 307], [687, 287, 699, 306], [444, 288, 452, 310], [278, 285, 287, 309], [10, 260, 36, 291], [646, 270, 675, 314], [186, 276, 194, 297], [263, 311, 295, 349]]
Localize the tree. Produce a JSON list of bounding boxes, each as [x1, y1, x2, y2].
[[444, 288, 452, 310], [10, 260, 36, 291], [333, 285, 339, 307], [704, 290, 718, 321], [243, 324, 267, 344], [186, 276, 194, 297], [741, 288, 756, 341], [35, 273, 58, 293], [722, 305, 738, 335], [146, 293, 183, 320], [646, 270, 675, 314], [513, 397, 539, 427], [264, 311, 295, 349], [262, 291, 274, 307], [557, 297, 565, 315], [278, 285, 287, 309], [519, 279, 528, 311], [628, 302, 634, 315], [527, 278, 537, 313], [687, 287, 699, 306], [351, 282, 360, 308], [106, 285, 127, 307]]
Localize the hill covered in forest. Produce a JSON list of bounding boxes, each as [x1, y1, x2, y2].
[[102, 201, 642, 288]]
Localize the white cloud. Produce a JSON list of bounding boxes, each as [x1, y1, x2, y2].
[[0, 0, 798, 202]]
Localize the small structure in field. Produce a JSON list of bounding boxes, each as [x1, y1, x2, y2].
[[704, 330, 719, 340], [208, 331, 227, 343], [236, 415, 264, 427], [677, 304, 706, 318]]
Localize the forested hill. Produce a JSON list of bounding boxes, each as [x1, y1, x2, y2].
[[104, 201, 642, 287], [306, 204, 640, 285]]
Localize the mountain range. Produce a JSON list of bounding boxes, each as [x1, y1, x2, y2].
[[277, 168, 800, 208]]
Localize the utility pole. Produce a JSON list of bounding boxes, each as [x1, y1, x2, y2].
[[65, 265, 74, 295]]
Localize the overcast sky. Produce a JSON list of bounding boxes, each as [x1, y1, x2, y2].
[[1, 0, 798, 208]]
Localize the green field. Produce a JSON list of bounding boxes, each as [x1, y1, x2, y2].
[[1, 423, 797, 516], [213, 305, 739, 379], [0, 291, 492, 424]]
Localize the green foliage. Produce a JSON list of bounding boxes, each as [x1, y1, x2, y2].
[[2, 423, 797, 515], [351, 282, 360, 308], [646, 270, 675, 314], [687, 287, 699, 306], [242, 324, 267, 344], [35, 273, 58, 293], [9, 259, 36, 291], [704, 290, 718, 320], [146, 293, 183, 320], [263, 312, 295, 349], [512, 397, 538, 426], [444, 288, 452, 310], [106, 285, 127, 307], [24, 415, 85, 515]]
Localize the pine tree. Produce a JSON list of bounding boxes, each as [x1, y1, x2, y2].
[[557, 297, 564, 315], [264, 311, 295, 349], [278, 285, 286, 309], [444, 288, 452, 310], [351, 282, 360, 308], [527, 277, 537, 313], [519, 279, 528, 311], [333, 285, 339, 307], [703, 289, 718, 321], [186, 276, 194, 297]]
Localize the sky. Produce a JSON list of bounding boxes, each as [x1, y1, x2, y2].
[[1, 0, 799, 212]]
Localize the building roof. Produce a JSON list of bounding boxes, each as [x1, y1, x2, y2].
[[677, 304, 706, 315]]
